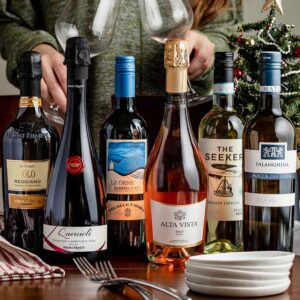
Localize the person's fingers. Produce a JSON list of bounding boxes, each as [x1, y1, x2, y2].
[[188, 50, 206, 76], [42, 60, 67, 110], [53, 59, 67, 95], [40, 79, 51, 104], [184, 31, 197, 55]]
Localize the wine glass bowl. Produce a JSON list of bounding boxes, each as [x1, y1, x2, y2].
[[138, 0, 193, 43], [55, 0, 121, 57]]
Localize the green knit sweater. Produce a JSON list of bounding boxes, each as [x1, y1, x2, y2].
[[0, 0, 242, 146]]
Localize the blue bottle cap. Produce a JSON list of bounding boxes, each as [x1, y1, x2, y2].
[[115, 56, 135, 98], [260, 51, 281, 69]]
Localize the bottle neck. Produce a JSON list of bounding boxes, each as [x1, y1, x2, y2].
[[18, 78, 42, 117], [63, 79, 88, 133], [259, 67, 282, 115], [213, 66, 235, 111], [113, 97, 135, 112], [163, 93, 191, 132], [213, 93, 235, 111]]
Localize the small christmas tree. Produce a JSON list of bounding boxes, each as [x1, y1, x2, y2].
[[230, 0, 300, 126]]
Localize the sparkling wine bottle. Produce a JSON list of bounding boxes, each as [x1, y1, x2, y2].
[[100, 56, 148, 255], [244, 51, 296, 251], [43, 37, 107, 263], [144, 38, 207, 265], [2, 52, 58, 254], [198, 52, 244, 254]]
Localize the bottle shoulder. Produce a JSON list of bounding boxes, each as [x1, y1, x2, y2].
[[100, 110, 147, 139], [199, 109, 245, 139], [244, 113, 296, 147], [145, 127, 207, 191]]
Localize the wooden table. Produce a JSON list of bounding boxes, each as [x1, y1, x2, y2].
[[1, 255, 299, 300]]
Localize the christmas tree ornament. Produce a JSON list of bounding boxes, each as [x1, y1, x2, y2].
[[261, 0, 284, 15], [234, 68, 243, 78], [294, 47, 300, 58]]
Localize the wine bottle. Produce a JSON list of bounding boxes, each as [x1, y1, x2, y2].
[[198, 52, 244, 253], [100, 56, 148, 255], [244, 51, 296, 251], [2, 51, 58, 254], [43, 37, 107, 263], [144, 38, 207, 265]]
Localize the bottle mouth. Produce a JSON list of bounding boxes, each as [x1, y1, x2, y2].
[[260, 51, 281, 70], [64, 37, 91, 66], [214, 52, 234, 69], [18, 51, 42, 79]]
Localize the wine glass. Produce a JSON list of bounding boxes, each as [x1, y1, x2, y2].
[[138, 0, 201, 102], [46, 0, 121, 126], [55, 0, 121, 57]]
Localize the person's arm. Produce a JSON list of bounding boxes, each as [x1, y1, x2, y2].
[[186, 0, 243, 95], [0, 2, 66, 110]]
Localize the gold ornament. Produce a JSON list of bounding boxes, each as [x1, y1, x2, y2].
[[261, 0, 284, 15]]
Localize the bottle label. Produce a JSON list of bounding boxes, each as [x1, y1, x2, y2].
[[213, 83, 234, 94], [6, 160, 50, 191], [150, 199, 206, 248], [199, 138, 243, 221], [245, 143, 296, 179], [260, 86, 281, 94], [43, 225, 107, 253], [19, 97, 42, 108], [245, 192, 295, 207], [66, 156, 84, 174], [107, 200, 145, 221], [106, 139, 147, 195], [8, 194, 45, 209]]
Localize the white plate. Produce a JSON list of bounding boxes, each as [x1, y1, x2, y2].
[[186, 271, 290, 287], [188, 251, 295, 266], [186, 279, 290, 297], [185, 261, 289, 280], [187, 260, 293, 273]]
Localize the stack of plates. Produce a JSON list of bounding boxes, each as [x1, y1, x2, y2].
[[185, 251, 295, 297]]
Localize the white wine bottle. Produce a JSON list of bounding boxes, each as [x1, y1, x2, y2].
[[244, 51, 296, 251], [199, 52, 244, 253]]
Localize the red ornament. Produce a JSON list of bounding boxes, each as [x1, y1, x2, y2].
[[236, 37, 243, 44], [294, 47, 300, 58], [234, 68, 243, 78]]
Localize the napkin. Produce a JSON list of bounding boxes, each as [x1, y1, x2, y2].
[[0, 215, 65, 281]]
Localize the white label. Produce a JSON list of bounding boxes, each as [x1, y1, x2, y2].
[[213, 83, 234, 94], [151, 200, 206, 248], [245, 143, 296, 179], [260, 86, 281, 93], [245, 192, 295, 207], [43, 225, 107, 253], [199, 139, 243, 221]]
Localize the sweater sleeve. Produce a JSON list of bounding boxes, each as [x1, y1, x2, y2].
[[191, 0, 243, 95], [0, 1, 59, 87]]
